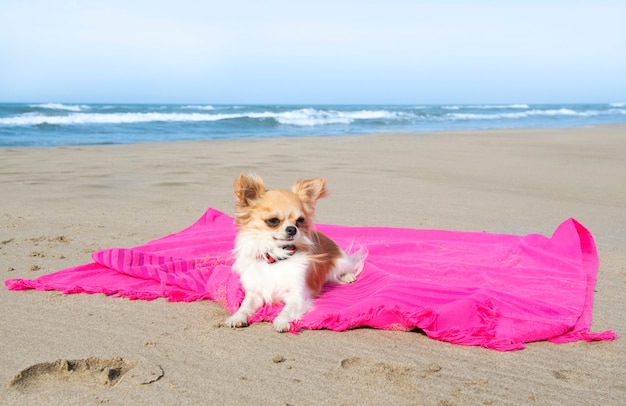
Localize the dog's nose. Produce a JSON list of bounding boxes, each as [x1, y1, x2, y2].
[[286, 226, 297, 236]]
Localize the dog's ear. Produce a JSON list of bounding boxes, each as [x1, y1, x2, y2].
[[234, 173, 265, 209], [292, 178, 328, 209]]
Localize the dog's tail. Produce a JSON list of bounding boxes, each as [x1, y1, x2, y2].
[[328, 241, 367, 285], [345, 241, 367, 278]]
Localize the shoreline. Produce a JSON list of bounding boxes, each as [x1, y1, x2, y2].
[[1, 126, 624, 404], [2, 123, 626, 150]]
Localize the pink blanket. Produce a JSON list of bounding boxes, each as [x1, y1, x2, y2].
[[5, 208, 616, 351]]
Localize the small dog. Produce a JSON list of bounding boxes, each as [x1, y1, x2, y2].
[[225, 173, 364, 332]]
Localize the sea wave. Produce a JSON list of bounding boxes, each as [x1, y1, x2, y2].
[[447, 108, 604, 121], [0, 108, 403, 127], [273, 108, 401, 126], [180, 105, 215, 110], [443, 104, 529, 110], [29, 103, 91, 112], [0, 112, 237, 126], [3, 103, 626, 148]]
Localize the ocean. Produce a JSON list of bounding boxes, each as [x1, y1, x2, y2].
[[1, 103, 624, 147]]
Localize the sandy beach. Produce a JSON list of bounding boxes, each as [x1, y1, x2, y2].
[[1, 126, 624, 404]]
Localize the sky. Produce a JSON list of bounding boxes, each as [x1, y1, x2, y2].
[[1, 0, 625, 105]]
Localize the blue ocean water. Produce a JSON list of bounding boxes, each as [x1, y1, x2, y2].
[[1, 103, 625, 147]]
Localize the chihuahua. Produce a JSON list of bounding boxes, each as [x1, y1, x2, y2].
[[225, 173, 364, 332]]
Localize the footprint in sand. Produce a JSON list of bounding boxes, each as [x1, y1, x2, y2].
[[8, 357, 163, 394], [326, 356, 418, 397]]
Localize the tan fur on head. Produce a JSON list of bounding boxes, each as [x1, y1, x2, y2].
[[234, 173, 329, 225], [233, 173, 266, 225], [292, 178, 328, 217]]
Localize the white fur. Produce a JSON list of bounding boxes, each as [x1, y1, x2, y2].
[[226, 231, 314, 332], [225, 228, 364, 332]]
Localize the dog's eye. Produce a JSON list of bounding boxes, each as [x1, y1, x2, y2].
[[296, 217, 305, 226], [265, 217, 281, 227]]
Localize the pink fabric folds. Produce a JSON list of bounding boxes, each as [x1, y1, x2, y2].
[[5, 208, 617, 351]]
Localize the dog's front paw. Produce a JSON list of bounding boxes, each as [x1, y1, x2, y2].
[[225, 314, 249, 328], [272, 317, 291, 333]]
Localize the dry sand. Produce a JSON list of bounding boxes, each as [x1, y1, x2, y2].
[[1, 126, 624, 405]]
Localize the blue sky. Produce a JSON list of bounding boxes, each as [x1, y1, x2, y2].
[[1, 1, 625, 104]]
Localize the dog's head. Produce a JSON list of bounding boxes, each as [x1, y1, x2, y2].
[[233, 173, 327, 245]]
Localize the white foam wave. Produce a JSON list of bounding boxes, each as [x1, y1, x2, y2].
[[180, 105, 215, 110], [448, 108, 601, 120], [271, 108, 400, 126], [609, 102, 625, 107], [272, 109, 351, 126], [0, 112, 238, 126], [478, 104, 529, 109], [0, 109, 397, 127], [30, 103, 91, 112], [443, 104, 529, 110], [3, 107, 615, 128]]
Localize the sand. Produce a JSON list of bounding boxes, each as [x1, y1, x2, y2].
[[1, 126, 624, 405]]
